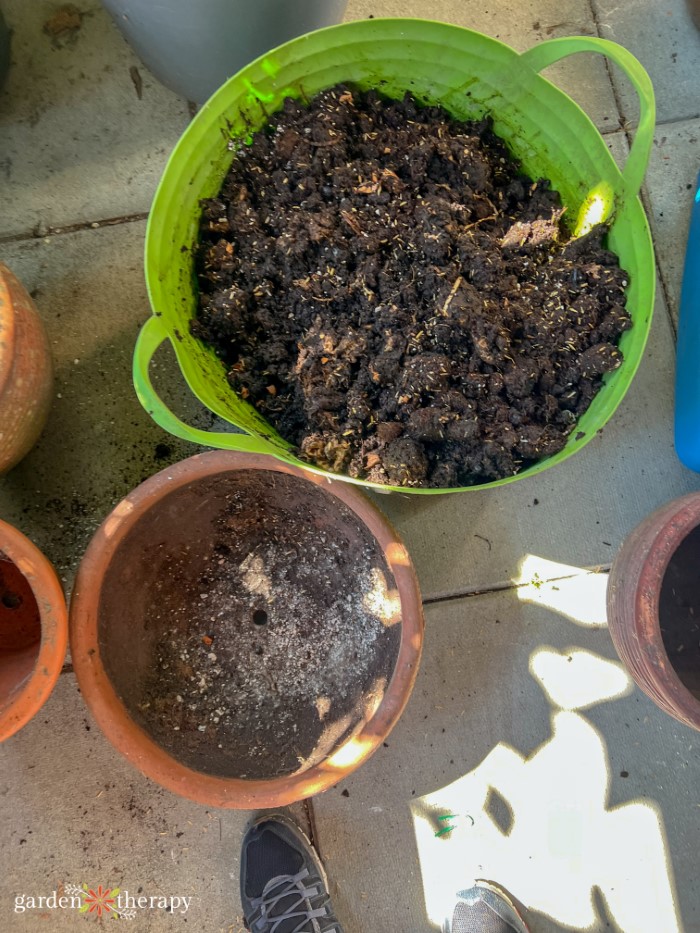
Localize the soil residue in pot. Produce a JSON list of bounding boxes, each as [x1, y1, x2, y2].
[[659, 525, 700, 700], [192, 85, 631, 488], [99, 471, 401, 780]]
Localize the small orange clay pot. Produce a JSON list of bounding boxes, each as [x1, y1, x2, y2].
[[608, 492, 700, 731], [70, 451, 423, 808], [0, 263, 54, 474], [0, 520, 68, 741]]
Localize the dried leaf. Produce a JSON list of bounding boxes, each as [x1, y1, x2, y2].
[[353, 173, 380, 195], [340, 210, 362, 235], [43, 5, 83, 45], [129, 65, 143, 100]]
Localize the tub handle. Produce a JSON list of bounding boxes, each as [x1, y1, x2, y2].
[[132, 314, 269, 453], [520, 36, 655, 199]]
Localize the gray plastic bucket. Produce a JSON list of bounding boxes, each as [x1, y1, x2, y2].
[[102, 0, 349, 102]]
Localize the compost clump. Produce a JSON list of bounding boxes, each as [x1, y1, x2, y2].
[[193, 85, 631, 487]]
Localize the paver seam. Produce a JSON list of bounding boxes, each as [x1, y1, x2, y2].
[[656, 111, 700, 127], [422, 566, 611, 606], [302, 797, 320, 853], [0, 211, 149, 246], [587, 0, 630, 132], [588, 0, 680, 337]]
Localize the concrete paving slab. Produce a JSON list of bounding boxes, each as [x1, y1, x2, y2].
[[592, 0, 700, 127], [312, 577, 698, 932], [374, 282, 700, 600], [644, 117, 700, 324], [345, 0, 620, 135], [0, 0, 190, 238], [0, 673, 310, 931], [0, 222, 209, 590]]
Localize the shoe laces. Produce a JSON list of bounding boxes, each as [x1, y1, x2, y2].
[[250, 867, 341, 933]]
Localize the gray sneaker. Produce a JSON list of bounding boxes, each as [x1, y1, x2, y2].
[[240, 814, 343, 933], [444, 881, 530, 933]]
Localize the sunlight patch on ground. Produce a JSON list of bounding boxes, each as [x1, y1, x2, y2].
[[412, 643, 680, 932], [530, 647, 633, 711], [514, 555, 609, 628]]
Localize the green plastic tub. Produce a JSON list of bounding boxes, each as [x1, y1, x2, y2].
[[134, 18, 656, 494]]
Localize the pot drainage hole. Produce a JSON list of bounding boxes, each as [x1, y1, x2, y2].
[[2, 592, 21, 609]]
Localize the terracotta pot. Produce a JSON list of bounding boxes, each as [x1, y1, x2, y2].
[[0, 264, 54, 474], [70, 451, 423, 807], [0, 520, 68, 741], [607, 492, 700, 730]]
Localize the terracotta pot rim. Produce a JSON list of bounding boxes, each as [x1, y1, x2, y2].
[[0, 519, 68, 742], [634, 492, 700, 721], [0, 265, 15, 402], [70, 450, 424, 808]]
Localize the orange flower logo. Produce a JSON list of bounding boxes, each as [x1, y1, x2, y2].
[[79, 885, 119, 919]]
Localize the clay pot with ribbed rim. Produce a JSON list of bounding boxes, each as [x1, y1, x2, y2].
[[70, 450, 423, 808], [607, 492, 700, 731], [0, 520, 68, 741], [0, 264, 54, 474]]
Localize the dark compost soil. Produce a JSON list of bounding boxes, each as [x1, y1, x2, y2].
[[659, 525, 700, 700], [100, 471, 401, 780], [192, 85, 631, 488]]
